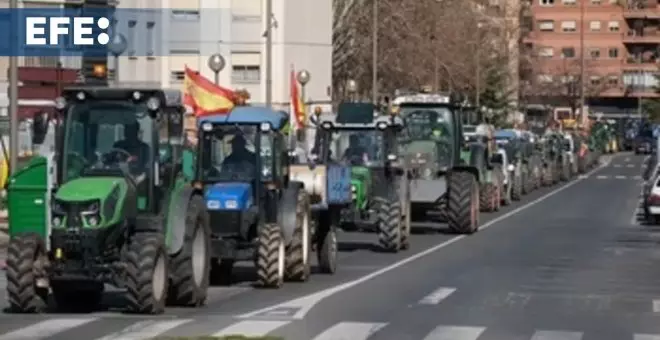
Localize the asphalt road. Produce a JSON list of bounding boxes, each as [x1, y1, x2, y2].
[[2, 153, 657, 340]]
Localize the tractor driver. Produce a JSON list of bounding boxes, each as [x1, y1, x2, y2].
[[223, 134, 256, 168], [112, 123, 150, 172], [343, 134, 368, 165]]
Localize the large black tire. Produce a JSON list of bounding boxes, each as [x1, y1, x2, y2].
[[167, 195, 211, 307], [51, 280, 103, 312], [560, 163, 570, 181], [6, 233, 48, 313], [511, 173, 522, 201], [479, 183, 498, 212], [542, 167, 553, 186], [446, 172, 479, 234], [316, 221, 337, 274], [400, 201, 411, 250], [256, 223, 285, 288], [285, 190, 311, 282], [124, 233, 169, 314], [520, 170, 529, 195], [376, 197, 402, 252]]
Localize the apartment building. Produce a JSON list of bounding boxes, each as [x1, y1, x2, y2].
[[115, 0, 332, 108], [522, 0, 660, 111]]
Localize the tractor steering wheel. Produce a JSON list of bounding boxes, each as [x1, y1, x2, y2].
[[103, 148, 136, 165]]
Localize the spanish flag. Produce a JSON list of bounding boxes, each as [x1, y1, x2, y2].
[[183, 66, 236, 116], [290, 67, 305, 130]]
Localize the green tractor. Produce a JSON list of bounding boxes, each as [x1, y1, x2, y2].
[[302, 103, 411, 251], [391, 92, 482, 232], [5, 88, 211, 314]]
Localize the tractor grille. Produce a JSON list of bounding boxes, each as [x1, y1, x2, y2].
[[208, 211, 242, 235]]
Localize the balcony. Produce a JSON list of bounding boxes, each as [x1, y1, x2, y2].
[[623, 0, 660, 19], [623, 57, 659, 70], [623, 30, 660, 44]]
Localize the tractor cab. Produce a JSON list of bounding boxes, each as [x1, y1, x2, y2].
[[391, 92, 463, 178]]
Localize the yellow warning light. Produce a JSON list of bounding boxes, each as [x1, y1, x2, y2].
[[92, 64, 106, 78], [55, 248, 62, 259], [390, 105, 400, 115]]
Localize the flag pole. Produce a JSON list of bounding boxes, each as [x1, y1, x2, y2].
[[288, 65, 296, 152]]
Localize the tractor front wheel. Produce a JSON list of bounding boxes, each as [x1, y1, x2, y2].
[[480, 182, 498, 212], [168, 195, 211, 307], [6, 233, 48, 313], [446, 172, 479, 234], [256, 223, 286, 288], [376, 197, 402, 252], [124, 233, 169, 314], [285, 190, 311, 282], [316, 222, 338, 274]]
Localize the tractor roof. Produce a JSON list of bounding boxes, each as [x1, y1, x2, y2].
[[392, 93, 453, 105], [336, 102, 376, 124], [318, 112, 404, 129], [62, 87, 184, 107], [198, 106, 288, 130]]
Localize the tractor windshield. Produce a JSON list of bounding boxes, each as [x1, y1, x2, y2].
[[327, 129, 384, 166], [200, 124, 268, 182], [398, 106, 454, 167], [62, 101, 153, 182]]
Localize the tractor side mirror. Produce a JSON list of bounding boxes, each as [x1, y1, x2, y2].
[[491, 153, 503, 164], [31, 111, 49, 145]]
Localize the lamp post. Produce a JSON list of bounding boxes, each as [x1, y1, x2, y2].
[[108, 33, 127, 87], [475, 21, 483, 115], [208, 53, 226, 85], [347, 79, 358, 102]]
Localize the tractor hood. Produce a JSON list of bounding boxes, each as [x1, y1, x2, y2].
[[55, 177, 124, 202], [205, 183, 252, 211]]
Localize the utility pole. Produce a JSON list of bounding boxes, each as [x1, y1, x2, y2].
[[265, 0, 273, 108], [579, 0, 586, 123], [476, 22, 482, 112], [9, 0, 18, 173], [371, 0, 378, 103]]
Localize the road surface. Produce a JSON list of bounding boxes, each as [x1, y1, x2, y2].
[[1, 153, 657, 340]]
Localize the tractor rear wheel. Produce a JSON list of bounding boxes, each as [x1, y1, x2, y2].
[[124, 233, 169, 314], [512, 173, 522, 201], [376, 197, 402, 252], [480, 183, 498, 212], [447, 172, 479, 234], [6, 233, 48, 313], [256, 223, 285, 288], [168, 195, 211, 307], [285, 190, 311, 282]]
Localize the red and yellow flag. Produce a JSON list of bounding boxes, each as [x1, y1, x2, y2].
[[289, 68, 305, 130], [183, 66, 236, 116]]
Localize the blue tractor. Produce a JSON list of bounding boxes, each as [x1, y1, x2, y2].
[[195, 107, 316, 287]]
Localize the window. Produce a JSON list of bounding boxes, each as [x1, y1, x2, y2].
[[538, 20, 555, 31], [589, 48, 601, 58], [607, 75, 618, 86], [562, 21, 577, 32], [231, 52, 261, 83], [608, 47, 618, 58], [561, 47, 575, 58], [127, 20, 137, 57], [170, 71, 185, 82], [171, 10, 200, 21], [591, 0, 601, 4], [590, 21, 601, 31], [539, 47, 554, 57], [608, 21, 619, 32], [539, 0, 554, 5], [146, 22, 155, 57], [538, 74, 553, 83], [563, 0, 576, 4], [231, 0, 261, 19], [590, 76, 601, 86]]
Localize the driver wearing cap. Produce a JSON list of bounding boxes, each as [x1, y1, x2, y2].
[[223, 134, 256, 167]]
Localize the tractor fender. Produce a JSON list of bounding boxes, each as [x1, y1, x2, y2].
[[167, 184, 202, 254], [451, 165, 479, 182], [279, 181, 305, 246]]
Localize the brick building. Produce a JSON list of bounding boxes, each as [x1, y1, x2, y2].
[[522, 0, 660, 114]]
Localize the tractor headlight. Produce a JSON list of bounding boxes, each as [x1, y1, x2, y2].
[[206, 200, 221, 210], [132, 91, 142, 100], [507, 164, 515, 172], [86, 215, 99, 227], [262, 166, 271, 177], [76, 91, 86, 101], [52, 216, 62, 227], [81, 201, 100, 214], [423, 168, 433, 178], [376, 121, 388, 130], [146, 97, 161, 111], [51, 201, 66, 215], [202, 122, 213, 131], [351, 185, 356, 193], [55, 97, 66, 110], [260, 122, 271, 132], [224, 200, 238, 209]]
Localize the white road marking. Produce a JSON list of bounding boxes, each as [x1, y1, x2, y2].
[[616, 175, 627, 179], [635, 334, 660, 340], [0, 318, 98, 340], [578, 175, 589, 179], [422, 325, 486, 340], [311, 322, 387, 340], [94, 320, 191, 340], [652, 299, 660, 312], [212, 320, 290, 337], [614, 164, 622, 168], [531, 330, 583, 340], [238, 157, 612, 320], [418, 287, 457, 305], [628, 164, 636, 168], [626, 157, 631, 162], [597, 175, 609, 179]]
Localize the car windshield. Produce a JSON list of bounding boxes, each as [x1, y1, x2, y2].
[[327, 129, 384, 166], [63, 101, 153, 182], [200, 124, 271, 182]]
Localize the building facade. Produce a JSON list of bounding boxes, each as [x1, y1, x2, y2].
[[522, 0, 660, 111], [114, 0, 332, 109]]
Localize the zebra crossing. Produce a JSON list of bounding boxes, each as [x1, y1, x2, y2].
[[1, 316, 660, 340]]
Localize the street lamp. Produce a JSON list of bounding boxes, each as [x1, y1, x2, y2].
[[108, 33, 127, 87], [346, 79, 358, 102], [296, 69, 310, 104], [208, 53, 226, 85]]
